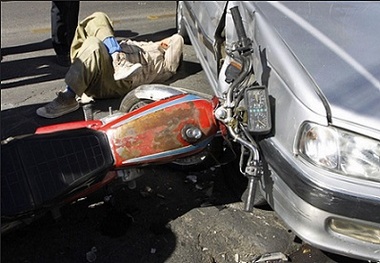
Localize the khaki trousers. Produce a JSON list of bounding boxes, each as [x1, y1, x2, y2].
[[65, 12, 184, 99]]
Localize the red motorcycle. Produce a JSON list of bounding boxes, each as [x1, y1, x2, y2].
[[1, 6, 272, 234]]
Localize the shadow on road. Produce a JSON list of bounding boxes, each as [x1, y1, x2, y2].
[[1, 28, 198, 90], [1, 161, 241, 263], [0, 55, 202, 140], [0, 25, 216, 263], [1, 26, 202, 140]]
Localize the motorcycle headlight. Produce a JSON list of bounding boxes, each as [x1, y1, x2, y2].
[[298, 122, 380, 182]]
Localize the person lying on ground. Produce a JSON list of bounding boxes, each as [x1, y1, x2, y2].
[[37, 11, 184, 119]]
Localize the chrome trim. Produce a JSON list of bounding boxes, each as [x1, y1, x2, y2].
[[111, 94, 204, 129], [122, 137, 212, 164]]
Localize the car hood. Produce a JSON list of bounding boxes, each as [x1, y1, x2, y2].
[[255, 2, 380, 136]]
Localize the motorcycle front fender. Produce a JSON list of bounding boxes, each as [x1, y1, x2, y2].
[[125, 84, 213, 102]]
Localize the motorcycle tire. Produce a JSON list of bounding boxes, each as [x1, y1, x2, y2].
[[119, 92, 223, 171], [169, 136, 224, 171], [119, 94, 153, 113]]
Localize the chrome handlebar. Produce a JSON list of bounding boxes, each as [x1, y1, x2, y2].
[[215, 6, 265, 212]]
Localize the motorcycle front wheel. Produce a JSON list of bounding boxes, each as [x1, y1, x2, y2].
[[119, 94, 153, 113], [119, 91, 223, 171]]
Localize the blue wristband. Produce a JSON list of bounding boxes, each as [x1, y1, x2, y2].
[[103, 37, 122, 54]]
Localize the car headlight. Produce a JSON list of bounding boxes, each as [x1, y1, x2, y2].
[[298, 122, 380, 182]]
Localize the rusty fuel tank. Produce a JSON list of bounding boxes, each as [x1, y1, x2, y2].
[[101, 94, 219, 166]]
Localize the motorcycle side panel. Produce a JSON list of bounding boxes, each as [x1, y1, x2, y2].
[[102, 94, 219, 166]]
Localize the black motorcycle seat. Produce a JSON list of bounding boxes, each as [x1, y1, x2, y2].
[[1, 128, 114, 217]]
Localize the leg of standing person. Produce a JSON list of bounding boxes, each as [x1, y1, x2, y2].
[[51, 1, 80, 67]]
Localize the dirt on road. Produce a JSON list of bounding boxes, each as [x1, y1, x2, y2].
[[2, 162, 301, 263]]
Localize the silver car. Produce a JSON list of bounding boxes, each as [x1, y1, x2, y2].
[[177, 1, 380, 261]]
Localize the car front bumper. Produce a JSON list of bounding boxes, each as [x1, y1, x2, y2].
[[260, 139, 380, 261]]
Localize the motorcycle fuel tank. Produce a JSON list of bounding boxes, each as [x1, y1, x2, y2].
[[101, 94, 219, 166]]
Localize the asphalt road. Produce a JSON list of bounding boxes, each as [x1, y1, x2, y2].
[[1, 2, 367, 263]]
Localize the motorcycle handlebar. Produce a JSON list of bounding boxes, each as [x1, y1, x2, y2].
[[230, 6, 251, 51]]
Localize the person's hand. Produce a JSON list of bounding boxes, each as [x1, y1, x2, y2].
[[112, 51, 127, 67]]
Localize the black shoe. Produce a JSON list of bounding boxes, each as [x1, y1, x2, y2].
[[36, 91, 79, 118], [56, 54, 70, 67]]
